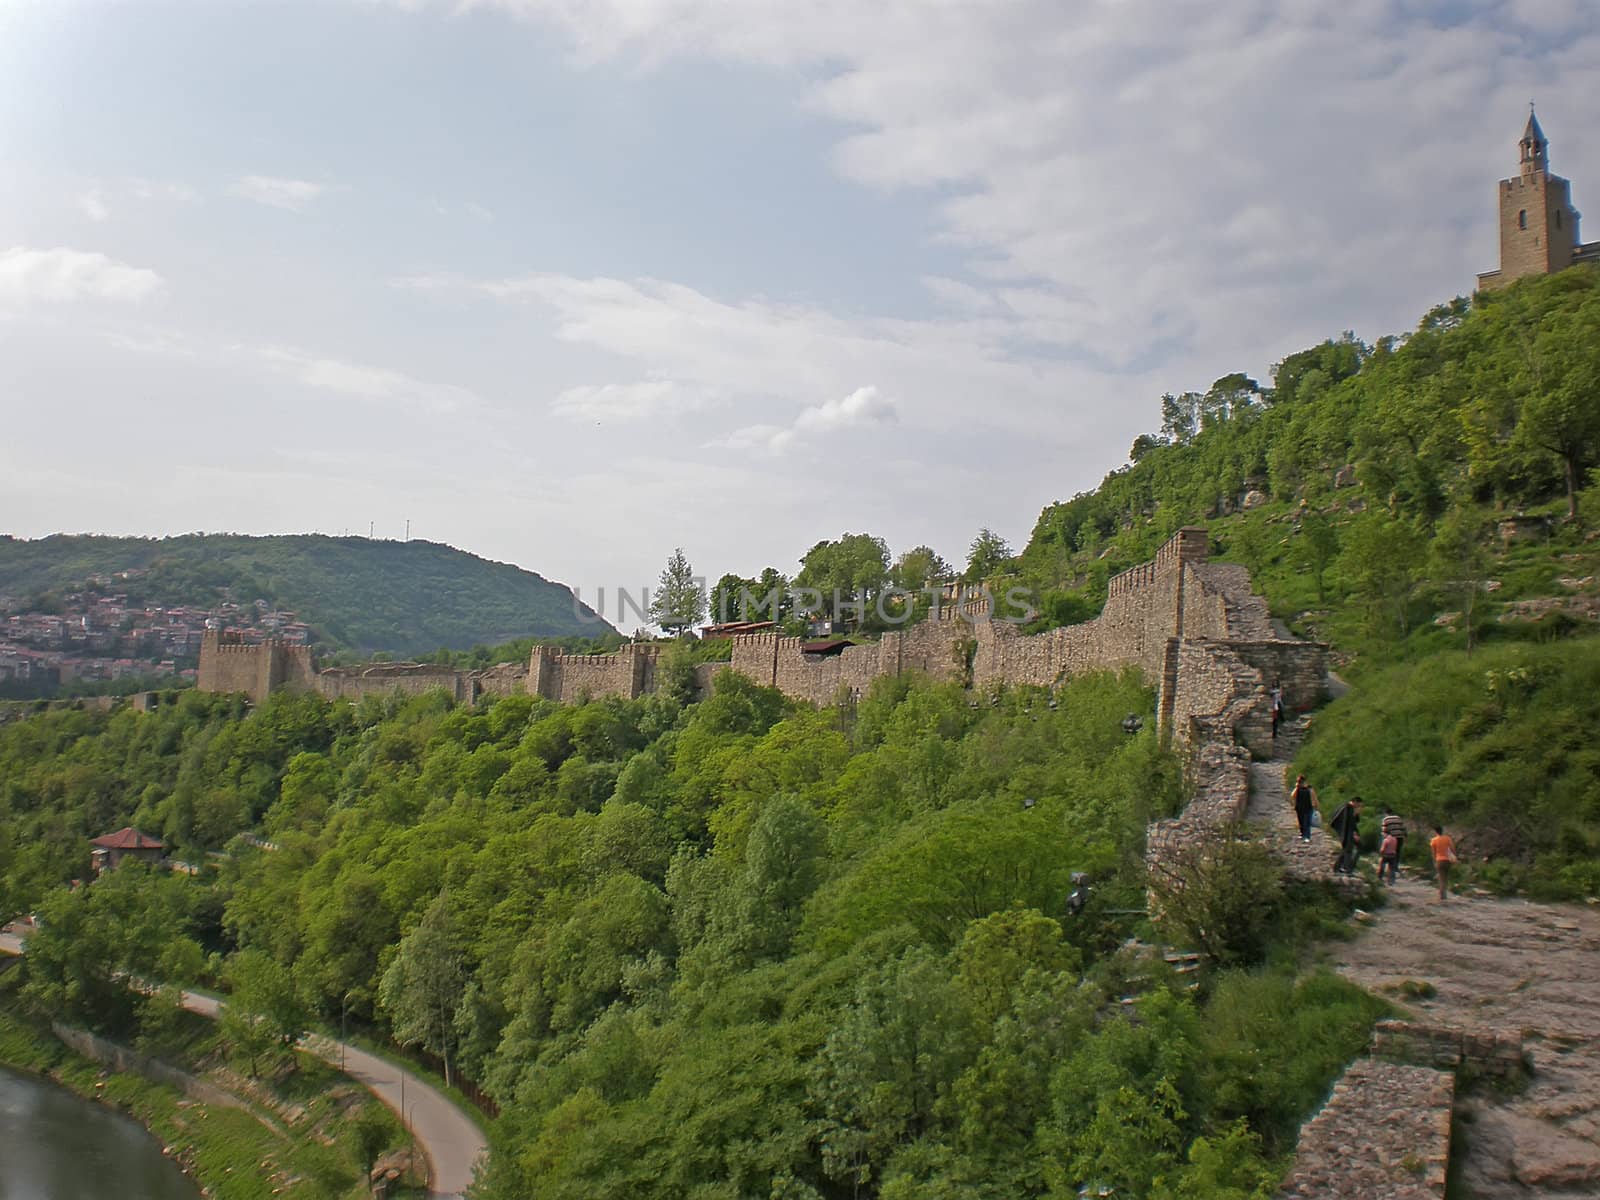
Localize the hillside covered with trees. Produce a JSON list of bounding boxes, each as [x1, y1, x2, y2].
[[1010, 268, 1600, 895], [2, 271, 1597, 1200], [1, 676, 1378, 1199], [0, 533, 610, 655]]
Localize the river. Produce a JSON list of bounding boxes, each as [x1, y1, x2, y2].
[[0, 1064, 198, 1199]]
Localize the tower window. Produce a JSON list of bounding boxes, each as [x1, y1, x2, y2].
[[1556, 209, 1563, 229], [1519, 209, 1527, 230]]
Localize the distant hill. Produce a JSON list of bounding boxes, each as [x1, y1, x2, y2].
[[0, 534, 612, 656]]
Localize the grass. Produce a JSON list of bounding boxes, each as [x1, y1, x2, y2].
[[1293, 634, 1600, 899]]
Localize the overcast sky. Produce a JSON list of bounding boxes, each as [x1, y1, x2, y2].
[[3, 0, 1597, 616]]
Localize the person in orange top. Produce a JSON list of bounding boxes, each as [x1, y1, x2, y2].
[[1429, 824, 1458, 902]]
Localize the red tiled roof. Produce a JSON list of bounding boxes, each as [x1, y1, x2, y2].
[[89, 826, 165, 850]]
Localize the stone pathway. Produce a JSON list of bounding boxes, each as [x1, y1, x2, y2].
[[1329, 878, 1600, 1198], [1245, 718, 1359, 887]]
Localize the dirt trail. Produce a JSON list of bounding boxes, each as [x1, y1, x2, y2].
[[1329, 877, 1600, 1198]]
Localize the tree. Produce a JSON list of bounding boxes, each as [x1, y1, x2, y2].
[[1504, 287, 1600, 521], [221, 948, 309, 1078], [1130, 433, 1166, 462], [1160, 391, 1204, 443], [379, 890, 468, 1088], [1145, 823, 1283, 967], [1201, 373, 1262, 429], [1428, 508, 1491, 652], [963, 529, 1013, 582], [795, 534, 890, 623], [649, 548, 706, 635], [811, 950, 980, 1188], [708, 572, 757, 625], [1338, 514, 1426, 639], [224, 947, 312, 1070], [1295, 512, 1339, 604], [892, 545, 952, 592]]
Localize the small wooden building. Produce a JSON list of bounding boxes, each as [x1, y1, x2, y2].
[[89, 826, 165, 873]]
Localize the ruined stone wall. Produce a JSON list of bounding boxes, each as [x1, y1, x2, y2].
[[1144, 736, 1253, 876], [1371, 1019, 1528, 1081], [315, 663, 471, 704], [1278, 1058, 1454, 1200], [472, 662, 528, 700]]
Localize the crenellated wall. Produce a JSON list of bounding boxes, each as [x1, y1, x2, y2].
[[196, 528, 1327, 764], [528, 643, 659, 704]]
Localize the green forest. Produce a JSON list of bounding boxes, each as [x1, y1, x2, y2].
[[1, 676, 1376, 1199], [3, 270, 1599, 1197], [0, 533, 610, 654]]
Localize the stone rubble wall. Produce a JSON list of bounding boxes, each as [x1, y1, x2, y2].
[[316, 661, 473, 704], [1372, 1019, 1529, 1081], [1277, 1058, 1454, 1200], [1278, 1020, 1526, 1197]]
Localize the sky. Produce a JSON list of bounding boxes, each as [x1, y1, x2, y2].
[[3, 0, 1598, 620]]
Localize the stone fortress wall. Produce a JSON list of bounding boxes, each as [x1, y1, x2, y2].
[[197, 527, 1327, 768]]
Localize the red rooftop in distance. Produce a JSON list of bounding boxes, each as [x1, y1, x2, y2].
[[89, 826, 166, 873]]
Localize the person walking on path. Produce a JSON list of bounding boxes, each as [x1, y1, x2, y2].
[[1270, 680, 1285, 739], [1380, 811, 1407, 879], [1430, 824, 1458, 902], [1329, 796, 1364, 874], [1290, 773, 1319, 842], [1378, 829, 1401, 885]]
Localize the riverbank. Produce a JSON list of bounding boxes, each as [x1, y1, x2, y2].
[[0, 1004, 416, 1199]]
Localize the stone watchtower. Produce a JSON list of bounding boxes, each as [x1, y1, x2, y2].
[[1478, 109, 1600, 290]]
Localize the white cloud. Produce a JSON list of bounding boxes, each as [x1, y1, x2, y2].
[[255, 347, 478, 412], [103, 325, 477, 414], [77, 191, 110, 222], [552, 380, 710, 421], [129, 178, 199, 204], [464, 201, 495, 222], [794, 385, 896, 434], [0, 247, 164, 306], [716, 385, 897, 455], [228, 175, 330, 212], [413, 0, 1600, 374], [408, 270, 1083, 442]]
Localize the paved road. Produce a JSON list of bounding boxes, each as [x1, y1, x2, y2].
[[0, 929, 485, 1199]]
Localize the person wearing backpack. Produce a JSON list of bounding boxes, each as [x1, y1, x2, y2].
[[1289, 773, 1318, 841], [1328, 796, 1364, 874]]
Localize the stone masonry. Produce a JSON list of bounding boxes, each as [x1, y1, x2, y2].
[[1277, 1057, 1455, 1200], [197, 529, 1329, 757]]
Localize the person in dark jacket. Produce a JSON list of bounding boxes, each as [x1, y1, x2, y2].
[[1328, 796, 1364, 874], [1290, 774, 1318, 842]]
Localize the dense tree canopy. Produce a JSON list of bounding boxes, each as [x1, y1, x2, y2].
[[0, 666, 1381, 1197]]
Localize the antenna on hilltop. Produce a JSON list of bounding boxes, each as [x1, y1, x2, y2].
[[405, 519, 410, 542], [369, 521, 374, 539]]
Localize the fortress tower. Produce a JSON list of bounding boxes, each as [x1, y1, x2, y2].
[[1478, 109, 1600, 290]]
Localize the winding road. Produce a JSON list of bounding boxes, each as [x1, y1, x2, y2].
[[0, 927, 486, 1199]]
